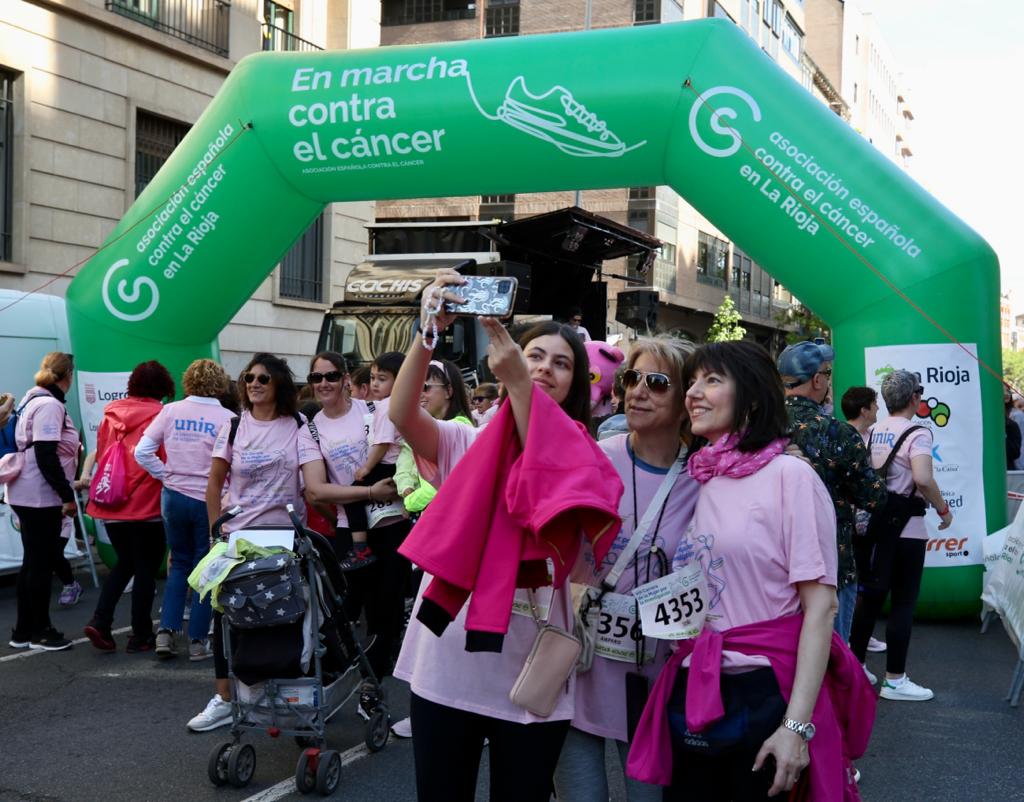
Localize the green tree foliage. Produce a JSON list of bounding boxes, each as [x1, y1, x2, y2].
[[706, 296, 746, 342], [775, 303, 831, 345], [1004, 349, 1024, 392]]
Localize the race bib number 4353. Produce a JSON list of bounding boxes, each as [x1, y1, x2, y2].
[[631, 561, 708, 640]]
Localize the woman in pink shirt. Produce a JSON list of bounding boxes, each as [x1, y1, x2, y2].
[[666, 340, 838, 800], [389, 269, 601, 802], [7, 352, 80, 652], [186, 352, 308, 733], [135, 358, 234, 660], [554, 336, 700, 802]]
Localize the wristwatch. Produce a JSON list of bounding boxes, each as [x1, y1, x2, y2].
[[783, 718, 816, 742]]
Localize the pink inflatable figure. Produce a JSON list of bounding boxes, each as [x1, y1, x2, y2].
[[585, 340, 625, 417]]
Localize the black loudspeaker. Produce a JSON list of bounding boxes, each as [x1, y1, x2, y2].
[[615, 289, 659, 331]]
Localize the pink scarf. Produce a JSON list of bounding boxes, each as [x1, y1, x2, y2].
[[687, 432, 787, 483]]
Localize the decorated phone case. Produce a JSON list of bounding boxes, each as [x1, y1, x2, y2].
[[445, 276, 518, 318]]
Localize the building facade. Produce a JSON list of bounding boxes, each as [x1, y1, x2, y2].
[[0, 0, 379, 376], [376, 0, 870, 348]]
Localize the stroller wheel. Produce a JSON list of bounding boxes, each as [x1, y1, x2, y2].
[[365, 709, 390, 753], [315, 750, 342, 796], [295, 749, 318, 794], [227, 742, 256, 788], [207, 742, 232, 786]]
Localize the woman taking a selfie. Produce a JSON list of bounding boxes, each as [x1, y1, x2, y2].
[[389, 270, 622, 802]]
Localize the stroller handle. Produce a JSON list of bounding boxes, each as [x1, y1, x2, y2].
[[211, 505, 242, 540], [285, 503, 305, 534]]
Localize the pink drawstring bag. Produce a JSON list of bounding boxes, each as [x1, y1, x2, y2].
[[89, 436, 129, 507]]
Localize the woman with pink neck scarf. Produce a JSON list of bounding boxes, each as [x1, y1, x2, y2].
[[647, 341, 845, 800]]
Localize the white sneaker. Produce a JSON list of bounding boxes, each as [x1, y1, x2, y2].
[[867, 637, 887, 652], [391, 716, 412, 738], [187, 693, 232, 731], [879, 675, 934, 701], [862, 663, 877, 685]]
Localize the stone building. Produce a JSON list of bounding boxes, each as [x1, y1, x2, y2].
[[0, 0, 379, 375]]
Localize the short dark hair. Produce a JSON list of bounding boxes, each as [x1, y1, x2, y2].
[[309, 351, 347, 375], [350, 366, 371, 386], [840, 386, 877, 421], [241, 352, 297, 418], [475, 382, 499, 401], [566, 306, 583, 318], [683, 341, 788, 453], [372, 351, 405, 378], [427, 359, 475, 424], [127, 360, 175, 401], [218, 380, 241, 414], [517, 320, 591, 429]]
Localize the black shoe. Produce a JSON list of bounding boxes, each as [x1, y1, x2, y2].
[[30, 628, 73, 651], [126, 634, 156, 653], [357, 682, 377, 722]]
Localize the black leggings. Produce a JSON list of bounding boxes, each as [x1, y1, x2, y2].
[[91, 521, 166, 639], [849, 536, 927, 675], [12, 505, 63, 639], [335, 519, 411, 678], [409, 693, 570, 802], [53, 536, 74, 586], [665, 750, 788, 801]]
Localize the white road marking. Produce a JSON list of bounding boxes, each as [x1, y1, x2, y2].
[[0, 625, 133, 663], [241, 742, 371, 802]]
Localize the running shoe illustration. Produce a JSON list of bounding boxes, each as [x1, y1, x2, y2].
[[495, 76, 645, 158]]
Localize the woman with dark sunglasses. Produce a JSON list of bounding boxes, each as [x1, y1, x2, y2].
[[555, 336, 700, 802], [297, 351, 404, 691], [187, 352, 311, 733]]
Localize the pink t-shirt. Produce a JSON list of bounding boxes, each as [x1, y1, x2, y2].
[[869, 416, 933, 539], [370, 397, 402, 465], [211, 411, 306, 533], [297, 400, 370, 528], [143, 397, 235, 501], [671, 454, 837, 670], [394, 417, 578, 724], [7, 389, 79, 508], [571, 434, 699, 742]]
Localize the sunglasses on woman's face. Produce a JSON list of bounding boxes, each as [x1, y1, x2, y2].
[[307, 371, 342, 384], [622, 369, 672, 394], [422, 383, 448, 393], [243, 373, 271, 385]]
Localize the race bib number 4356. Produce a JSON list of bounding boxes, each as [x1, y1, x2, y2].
[[631, 561, 708, 640]]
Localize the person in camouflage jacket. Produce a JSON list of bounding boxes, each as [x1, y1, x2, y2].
[[778, 341, 887, 642]]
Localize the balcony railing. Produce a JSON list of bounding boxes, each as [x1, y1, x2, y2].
[[106, 0, 230, 57], [696, 272, 726, 289], [262, 23, 322, 52]]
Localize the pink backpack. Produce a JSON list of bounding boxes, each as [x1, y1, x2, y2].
[[89, 434, 129, 507]]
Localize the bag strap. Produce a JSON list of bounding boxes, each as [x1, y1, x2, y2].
[[227, 415, 241, 447], [602, 445, 686, 593], [877, 425, 925, 480], [306, 418, 321, 444]]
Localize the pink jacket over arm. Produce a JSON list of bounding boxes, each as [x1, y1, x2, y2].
[[399, 385, 623, 652], [627, 614, 875, 801]]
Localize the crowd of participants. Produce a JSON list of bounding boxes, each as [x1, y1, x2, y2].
[[0, 267, 963, 800]]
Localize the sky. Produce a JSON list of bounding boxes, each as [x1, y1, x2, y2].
[[863, 0, 1024, 317]]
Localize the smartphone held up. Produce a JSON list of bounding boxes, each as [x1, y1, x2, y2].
[[444, 276, 518, 319]]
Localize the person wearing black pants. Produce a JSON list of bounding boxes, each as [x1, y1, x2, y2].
[[336, 517, 412, 681], [89, 521, 167, 647], [409, 692, 571, 802], [11, 506, 66, 646]]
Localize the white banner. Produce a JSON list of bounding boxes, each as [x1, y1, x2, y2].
[[76, 370, 131, 453], [864, 344, 986, 568]]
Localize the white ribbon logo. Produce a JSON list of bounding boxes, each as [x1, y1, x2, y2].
[[688, 86, 761, 158], [101, 258, 159, 322]]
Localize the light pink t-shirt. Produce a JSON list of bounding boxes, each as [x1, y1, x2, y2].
[[370, 397, 402, 465], [143, 397, 235, 501], [297, 400, 370, 528], [671, 454, 837, 670], [7, 389, 79, 508], [211, 411, 306, 533], [393, 417, 578, 724], [869, 416, 933, 540], [571, 434, 699, 742]]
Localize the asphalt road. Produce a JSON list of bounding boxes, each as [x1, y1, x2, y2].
[[1, 568, 1021, 802]]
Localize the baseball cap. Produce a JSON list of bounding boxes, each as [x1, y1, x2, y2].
[[777, 340, 835, 388]]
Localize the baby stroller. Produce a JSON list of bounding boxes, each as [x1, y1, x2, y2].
[[205, 504, 390, 795]]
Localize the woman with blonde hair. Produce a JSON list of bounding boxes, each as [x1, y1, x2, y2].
[[136, 358, 235, 660], [555, 336, 700, 802], [7, 352, 79, 652]]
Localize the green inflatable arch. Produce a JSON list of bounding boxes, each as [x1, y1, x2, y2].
[[65, 20, 1002, 615]]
